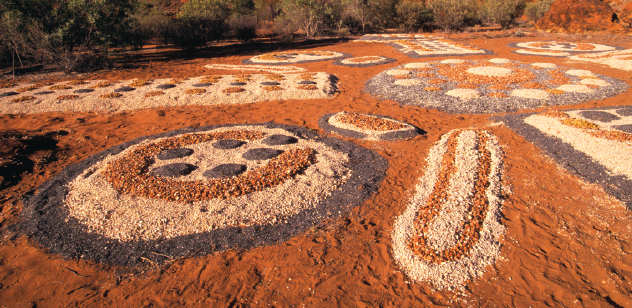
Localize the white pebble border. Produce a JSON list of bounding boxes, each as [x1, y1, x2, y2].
[[515, 49, 572, 57], [0, 72, 337, 114], [525, 113, 632, 180], [391, 129, 505, 290], [569, 49, 632, 71], [64, 125, 352, 241], [516, 41, 618, 52], [246, 51, 347, 64], [339, 56, 390, 65]]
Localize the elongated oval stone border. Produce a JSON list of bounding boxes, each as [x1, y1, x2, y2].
[[391, 129, 505, 290]]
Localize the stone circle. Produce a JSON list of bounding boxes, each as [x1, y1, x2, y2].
[[365, 59, 628, 114], [20, 123, 387, 266]]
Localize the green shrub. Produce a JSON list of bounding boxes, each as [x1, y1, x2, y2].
[[396, 0, 434, 32], [275, 0, 334, 38], [428, 0, 478, 32], [228, 15, 258, 43], [478, 0, 525, 28], [163, 16, 226, 50], [524, 0, 555, 22]]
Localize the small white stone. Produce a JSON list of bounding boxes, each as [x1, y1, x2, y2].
[[441, 59, 466, 64], [557, 84, 594, 93], [466, 66, 513, 77], [565, 69, 595, 77], [404, 62, 430, 69], [488, 58, 511, 64], [531, 62, 557, 69], [510, 89, 550, 99], [395, 79, 423, 86], [580, 78, 610, 87], [446, 89, 480, 100], [386, 69, 411, 76]]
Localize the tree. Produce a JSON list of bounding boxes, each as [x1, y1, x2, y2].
[[275, 0, 334, 38]]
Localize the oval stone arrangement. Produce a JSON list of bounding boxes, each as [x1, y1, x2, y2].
[[333, 56, 397, 67], [319, 111, 422, 140], [509, 41, 623, 57], [244, 50, 350, 64], [21, 123, 387, 266], [365, 59, 628, 114], [0, 72, 338, 114], [391, 129, 505, 290]]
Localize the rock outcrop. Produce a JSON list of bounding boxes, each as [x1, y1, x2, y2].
[[536, 0, 623, 32]]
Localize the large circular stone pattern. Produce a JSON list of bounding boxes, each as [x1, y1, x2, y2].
[[21, 124, 387, 266], [365, 59, 628, 114]]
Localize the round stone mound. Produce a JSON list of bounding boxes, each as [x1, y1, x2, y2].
[[365, 59, 628, 114], [113, 86, 135, 93], [157, 148, 194, 160], [20, 123, 387, 266], [262, 134, 298, 145], [213, 139, 245, 149], [203, 164, 247, 178], [156, 84, 177, 89], [242, 148, 283, 160], [151, 163, 197, 177]]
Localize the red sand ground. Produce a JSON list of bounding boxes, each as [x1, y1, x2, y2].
[[2, 31, 632, 307]]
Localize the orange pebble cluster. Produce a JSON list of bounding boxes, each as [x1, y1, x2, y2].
[[100, 93, 123, 99], [221, 87, 245, 94], [102, 130, 317, 202], [10, 96, 36, 103]]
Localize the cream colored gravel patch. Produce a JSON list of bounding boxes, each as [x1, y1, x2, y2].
[[0, 72, 337, 114], [488, 58, 511, 64], [404, 62, 431, 69], [466, 66, 513, 77], [510, 89, 550, 99], [565, 69, 595, 77], [531, 62, 557, 68], [327, 112, 418, 140], [391, 129, 505, 290], [557, 84, 594, 93], [386, 69, 411, 76], [64, 126, 352, 241], [580, 78, 610, 87], [525, 114, 632, 180], [446, 89, 480, 100], [394, 79, 423, 86]]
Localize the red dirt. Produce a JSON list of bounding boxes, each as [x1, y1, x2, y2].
[[1, 31, 632, 307]]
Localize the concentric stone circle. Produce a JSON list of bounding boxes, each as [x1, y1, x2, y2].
[[244, 50, 350, 65], [333, 56, 397, 67], [365, 59, 628, 114], [21, 123, 387, 266], [509, 41, 623, 57]]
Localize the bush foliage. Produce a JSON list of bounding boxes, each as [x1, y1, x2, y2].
[[1, 0, 541, 72]]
